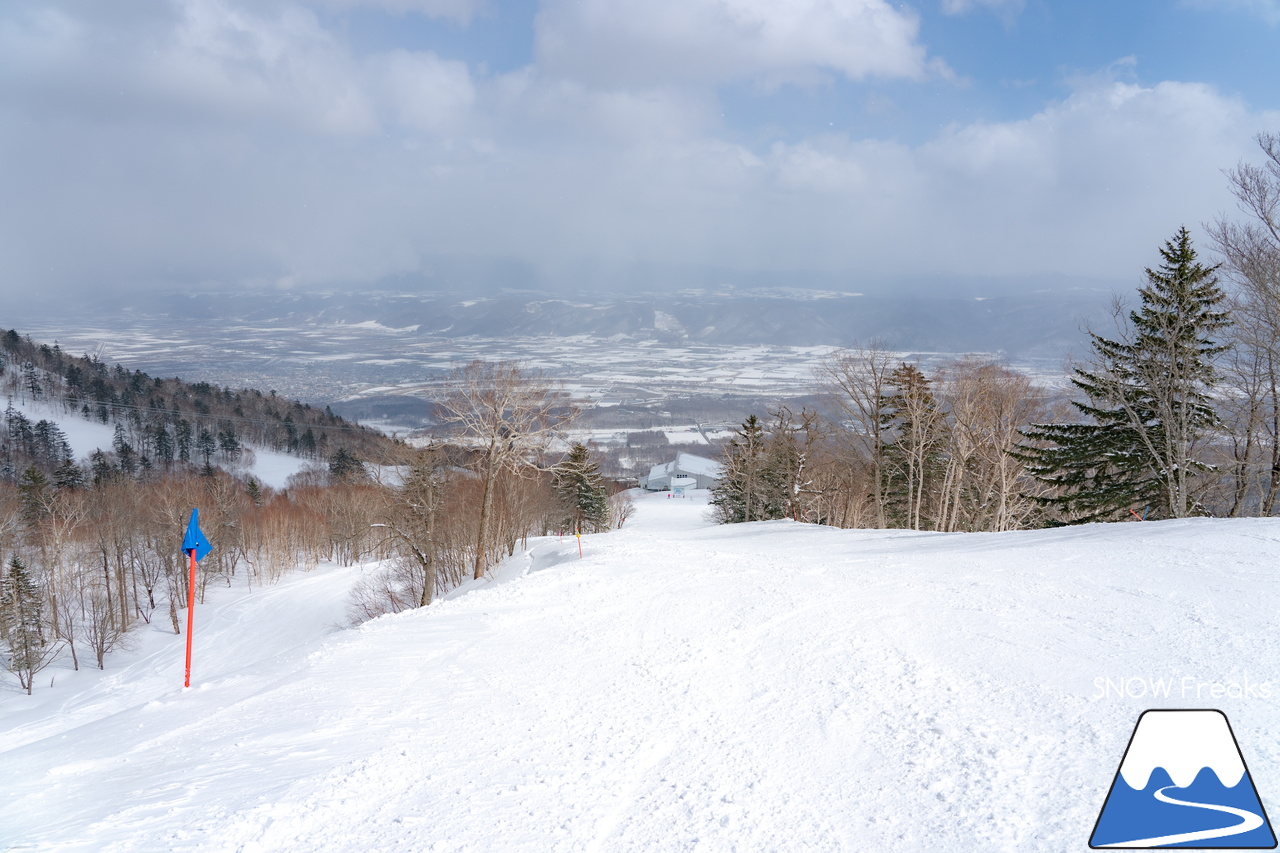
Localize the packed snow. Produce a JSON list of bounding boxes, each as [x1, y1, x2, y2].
[[4, 491, 1280, 851]]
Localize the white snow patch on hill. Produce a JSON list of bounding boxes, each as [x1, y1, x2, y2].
[[3, 492, 1280, 851], [240, 447, 312, 490], [5, 396, 117, 460], [4, 397, 309, 489]]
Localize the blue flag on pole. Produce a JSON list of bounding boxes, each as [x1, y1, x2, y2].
[[182, 508, 212, 562]]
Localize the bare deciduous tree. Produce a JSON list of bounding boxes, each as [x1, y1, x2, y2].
[[881, 363, 947, 531], [765, 405, 827, 522], [1209, 132, 1280, 516], [816, 343, 896, 528], [435, 360, 574, 579], [937, 358, 1047, 532], [607, 488, 635, 529], [79, 565, 129, 670], [370, 445, 453, 608]]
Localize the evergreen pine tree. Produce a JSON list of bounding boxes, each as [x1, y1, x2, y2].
[[1018, 227, 1229, 522], [32, 420, 71, 469], [175, 417, 193, 463], [218, 426, 241, 459], [53, 459, 85, 490], [1, 555, 56, 694], [18, 467, 51, 528], [6, 406, 33, 458], [88, 449, 116, 485], [113, 423, 137, 475], [329, 447, 365, 483], [756, 406, 825, 523], [711, 415, 770, 523], [195, 428, 216, 468], [152, 421, 174, 467], [713, 411, 827, 524], [552, 443, 610, 534]]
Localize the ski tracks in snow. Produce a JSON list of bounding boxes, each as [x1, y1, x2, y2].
[[9, 497, 1280, 851]]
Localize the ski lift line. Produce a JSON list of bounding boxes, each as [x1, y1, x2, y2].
[[19, 396, 378, 435]]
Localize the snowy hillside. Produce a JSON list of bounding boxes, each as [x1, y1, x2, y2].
[[4, 396, 311, 489], [4, 492, 1280, 851]]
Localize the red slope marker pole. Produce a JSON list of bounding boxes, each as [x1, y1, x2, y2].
[[577, 532, 583, 559], [184, 548, 197, 688]]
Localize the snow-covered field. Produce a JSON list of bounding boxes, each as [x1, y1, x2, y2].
[[4, 492, 1280, 851], [16, 316, 1074, 411]]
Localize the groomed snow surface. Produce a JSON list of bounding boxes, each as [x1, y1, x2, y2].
[[4, 491, 1280, 851]]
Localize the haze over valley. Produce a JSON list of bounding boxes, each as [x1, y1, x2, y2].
[[11, 286, 1102, 439]]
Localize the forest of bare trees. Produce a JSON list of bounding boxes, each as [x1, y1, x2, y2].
[[713, 351, 1053, 532], [0, 468, 387, 692], [1, 353, 621, 692], [714, 134, 1280, 533]]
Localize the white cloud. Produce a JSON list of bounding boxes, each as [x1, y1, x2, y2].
[[533, 0, 944, 87], [0, 1, 1276, 297], [0, 0, 482, 138], [366, 49, 475, 133], [0, 1, 383, 134], [482, 77, 1275, 280], [157, 0, 380, 134], [489, 69, 714, 142], [754, 78, 1271, 277]]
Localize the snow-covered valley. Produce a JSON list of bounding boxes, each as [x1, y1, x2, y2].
[[4, 491, 1280, 851]]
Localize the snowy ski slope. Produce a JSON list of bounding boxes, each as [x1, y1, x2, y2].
[[3, 491, 1280, 851]]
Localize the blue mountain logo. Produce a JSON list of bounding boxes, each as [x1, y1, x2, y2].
[[1091, 709, 1276, 848]]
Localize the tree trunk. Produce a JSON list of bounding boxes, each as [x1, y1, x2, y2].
[[101, 551, 115, 633], [473, 449, 498, 580]]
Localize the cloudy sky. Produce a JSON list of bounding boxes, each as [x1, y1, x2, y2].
[[2, 0, 1279, 301]]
